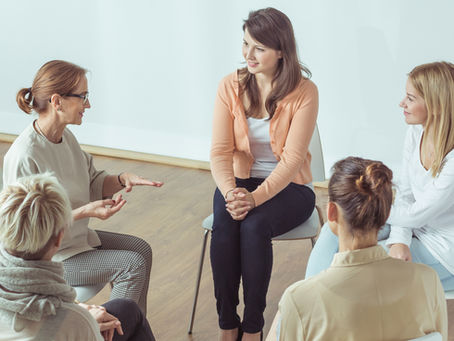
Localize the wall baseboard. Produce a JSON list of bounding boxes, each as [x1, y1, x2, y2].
[[0, 133, 210, 171]]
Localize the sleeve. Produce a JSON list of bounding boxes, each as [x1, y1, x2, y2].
[[278, 289, 305, 341], [386, 127, 417, 246], [388, 157, 454, 230], [252, 82, 318, 206], [209, 77, 237, 197], [82, 150, 108, 202], [2, 151, 40, 187]]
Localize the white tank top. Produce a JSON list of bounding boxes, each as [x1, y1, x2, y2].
[[247, 117, 278, 178]]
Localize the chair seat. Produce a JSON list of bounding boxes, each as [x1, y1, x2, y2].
[[73, 283, 106, 302], [202, 207, 320, 240]]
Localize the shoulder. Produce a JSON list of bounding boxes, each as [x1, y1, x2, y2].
[[217, 71, 239, 95], [62, 127, 81, 147], [404, 125, 422, 146], [282, 78, 319, 110], [280, 276, 320, 312]]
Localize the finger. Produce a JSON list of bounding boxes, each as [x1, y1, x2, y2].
[[101, 199, 115, 207], [99, 320, 120, 332], [110, 199, 127, 213], [116, 322, 124, 335]]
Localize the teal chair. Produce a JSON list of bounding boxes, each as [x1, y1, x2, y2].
[[188, 125, 326, 334], [409, 332, 442, 341]]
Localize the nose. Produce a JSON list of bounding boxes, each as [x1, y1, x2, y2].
[[85, 99, 91, 109], [399, 98, 406, 108], [246, 47, 254, 60]]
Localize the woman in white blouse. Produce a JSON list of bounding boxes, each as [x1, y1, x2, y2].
[[305, 61, 454, 291]]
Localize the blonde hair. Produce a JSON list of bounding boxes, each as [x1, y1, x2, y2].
[[16, 60, 87, 115], [409, 61, 454, 177], [0, 173, 72, 260]]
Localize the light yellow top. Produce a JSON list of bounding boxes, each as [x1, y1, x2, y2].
[[278, 246, 447, 341]]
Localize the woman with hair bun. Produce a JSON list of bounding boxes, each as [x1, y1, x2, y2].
[[270, 157, 447, 341], [3, 60, 163, 314], [210, 7, 318, 341], [305, 62, 454, 292]]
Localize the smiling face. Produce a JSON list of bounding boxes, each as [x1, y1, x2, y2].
[[242, 28, 282, 78], [61, 76, 91, 125], [400, 78, 428, 126]]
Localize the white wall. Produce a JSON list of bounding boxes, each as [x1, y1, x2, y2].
[[1, 0, 453, 176]]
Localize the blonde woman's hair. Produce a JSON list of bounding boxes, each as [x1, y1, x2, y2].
[[0, 173, 72, 260], [409, 61, 454, 177]]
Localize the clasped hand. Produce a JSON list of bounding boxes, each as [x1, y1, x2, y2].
[[78, 303, 123, 341], [225, 188, 256, 221]]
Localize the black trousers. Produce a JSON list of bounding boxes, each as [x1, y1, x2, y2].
[[210, 177, 315, 333], [103, 298, 155, 341]]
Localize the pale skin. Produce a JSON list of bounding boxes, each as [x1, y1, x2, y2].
[[36, 76, 163, 222], [265, 202, 379, 341], [388, 77, 432, 263], [41, 230, 124, 341]]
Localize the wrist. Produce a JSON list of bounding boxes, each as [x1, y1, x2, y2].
[[224, 188, 234, 200], [118, 172, 126, 187]]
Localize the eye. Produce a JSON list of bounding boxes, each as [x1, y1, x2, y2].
[[407, 96, 413, 102], [243, 41, 248, 46], [256, 47, 265, 52]]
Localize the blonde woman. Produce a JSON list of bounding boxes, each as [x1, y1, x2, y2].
[[0, 174, 155, 341], [306, 62, 454, 291], [3, 60, 163, 313]]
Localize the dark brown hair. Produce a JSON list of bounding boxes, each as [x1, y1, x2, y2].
[[239, 7, 311, 119], [16, 60, 87, 114], [328, 157, 393, 232]]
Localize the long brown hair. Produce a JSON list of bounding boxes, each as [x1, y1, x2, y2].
[[16, 60, 87, 115], [328, 157, 393, 232], [239, 7, 311, 119], [408, 61, 454, 177]]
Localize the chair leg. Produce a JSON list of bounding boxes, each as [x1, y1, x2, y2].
[[188, 229, 210, 334]]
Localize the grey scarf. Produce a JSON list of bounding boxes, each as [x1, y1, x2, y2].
[[0, 247, 76, 331]]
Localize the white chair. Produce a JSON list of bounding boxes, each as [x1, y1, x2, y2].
[[188, 125, 326, 334], [73, 283, 106, 302], [408, 332, 442, 341]]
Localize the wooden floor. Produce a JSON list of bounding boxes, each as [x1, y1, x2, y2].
[[1, 140, 453, 340]]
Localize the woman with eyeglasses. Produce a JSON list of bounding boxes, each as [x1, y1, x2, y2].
[[3, 60, 163, 314]]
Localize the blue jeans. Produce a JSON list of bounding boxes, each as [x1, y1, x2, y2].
[[305, 223, 454, 291]]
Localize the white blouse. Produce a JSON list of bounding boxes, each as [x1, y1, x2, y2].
[[247, 117, 278, 178], [387, 125, 454, 274]]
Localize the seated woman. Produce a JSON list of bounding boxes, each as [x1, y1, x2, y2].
[[3, 60, 164, 313], [269, 157, 447, 341], [305, 62, 454, 292], [0, 174, 155, 341], [209, 8, 318, 341]]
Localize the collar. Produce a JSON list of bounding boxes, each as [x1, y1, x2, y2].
[[331, 245, 389, 267]]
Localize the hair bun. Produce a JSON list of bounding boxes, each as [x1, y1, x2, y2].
[[356, 162, 392, 196]]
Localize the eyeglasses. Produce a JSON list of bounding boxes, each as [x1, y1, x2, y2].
[[63, 92, 89, 104], [48, 92, 90, 104]]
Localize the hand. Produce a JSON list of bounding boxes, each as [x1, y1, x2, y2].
[[225, 188, 255, 221], [119, 172, 164, 193], [389, 243, 412, 262], [78, 194, 126, 220], [78, 303, 124, 341]]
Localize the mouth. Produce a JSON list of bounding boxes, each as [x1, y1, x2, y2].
[[247, 61, 258, 68]]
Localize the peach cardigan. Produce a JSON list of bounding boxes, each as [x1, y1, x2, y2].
[[210, 71, 319, 206]]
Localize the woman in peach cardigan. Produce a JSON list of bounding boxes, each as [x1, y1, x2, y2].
[[209, 7, 318, 341]]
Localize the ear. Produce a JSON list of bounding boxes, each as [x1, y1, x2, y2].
[[55, 229, 65, 248], [327, 202, 338, 223], [49, 94, 63, 111], [277, 50, 282, 59]]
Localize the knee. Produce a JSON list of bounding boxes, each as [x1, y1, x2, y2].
[[240, 216, 271, 240], [105, 298, 143, 322]]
